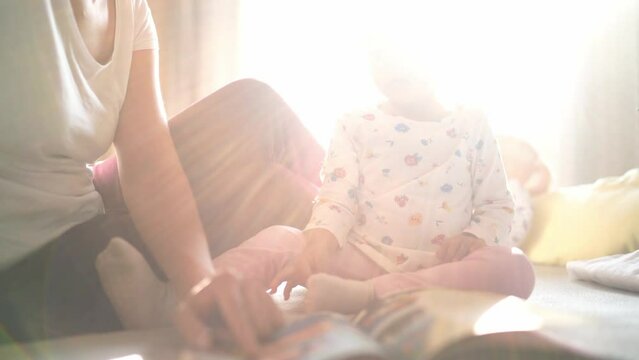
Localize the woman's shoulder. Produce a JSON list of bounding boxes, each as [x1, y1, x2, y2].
[[118, 0, 159, 52]]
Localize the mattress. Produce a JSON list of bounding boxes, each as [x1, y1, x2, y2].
[[1, 265, 637, 359], [528, 265, 639, 360]]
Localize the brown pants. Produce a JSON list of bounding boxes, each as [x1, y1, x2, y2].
[[0, 79, 324, 342]]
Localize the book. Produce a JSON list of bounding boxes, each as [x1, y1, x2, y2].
[[256, 288, 597, 360]]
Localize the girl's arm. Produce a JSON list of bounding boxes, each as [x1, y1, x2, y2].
[[303, 115, 361, 246], [462, 117, 515, 246], [269, 115, 361, 297]]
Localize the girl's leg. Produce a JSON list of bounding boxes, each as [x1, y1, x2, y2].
[[303, 243, 387, 314], [304, 246, 534, 314], [211, 225, 306, 288], [325, 243, 388, 280], [371, 246, 535, 299]]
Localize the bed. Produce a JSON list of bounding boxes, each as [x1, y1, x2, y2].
[[527, 265, 639, 360], [1, 264, 637, 360]]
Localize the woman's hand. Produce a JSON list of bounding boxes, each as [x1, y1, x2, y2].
[[175, 272, 284, 356], [436, 233, 486, 262], [268, 229, 339, 300]]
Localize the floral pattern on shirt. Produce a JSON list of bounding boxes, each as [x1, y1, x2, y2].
[[305, 107, 514, 272]]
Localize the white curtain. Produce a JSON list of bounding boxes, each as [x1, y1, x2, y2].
[[235, 1, 639, 186], [147, 0, 240, 117], [559, 1, 639, 185], [145, 1, 638, 186]]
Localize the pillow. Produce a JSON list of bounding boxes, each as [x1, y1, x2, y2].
[[521, 168, 639, 265]]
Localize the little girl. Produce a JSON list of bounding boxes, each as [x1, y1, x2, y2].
[[98, 43, 535, 324], [192, 46, 535, 314]]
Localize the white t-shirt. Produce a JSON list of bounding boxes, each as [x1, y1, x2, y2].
[[0, 0, 158, 270]]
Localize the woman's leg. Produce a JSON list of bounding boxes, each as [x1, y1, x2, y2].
[[169, 79, 323, 188], [89, 79, 322, 331], [303, 244, 387, 314], [0, 80, 322, 341], [0, 215, 122, 342], [94, 79, 324, 259], [370, 246, 535, 299], [169, 79, 324, 257]]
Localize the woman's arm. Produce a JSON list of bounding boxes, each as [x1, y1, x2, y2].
[[114, 49, 213, 296], [114, 50, 282, 353]]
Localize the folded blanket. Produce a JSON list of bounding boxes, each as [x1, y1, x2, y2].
[[566, 250, 639, 292]]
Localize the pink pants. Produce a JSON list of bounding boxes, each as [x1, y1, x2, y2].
[[213, 226, 536, 299]]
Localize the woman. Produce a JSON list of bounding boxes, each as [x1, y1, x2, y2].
[[0, 0, 322, 354]]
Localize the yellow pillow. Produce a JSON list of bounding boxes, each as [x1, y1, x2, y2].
[[521, 168, 639, 265]]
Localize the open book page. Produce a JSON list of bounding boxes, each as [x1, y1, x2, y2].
[[256, 287, 593, 360], [259, 313, 385, 360], [353, 288, 596, 360], [353, 288, 548, 359], [262, 288, 543, 360]]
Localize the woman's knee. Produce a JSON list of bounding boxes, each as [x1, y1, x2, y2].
[[224, 78, 275, 97], [169, 78, 276, 132], [188, 78, 278, 115]]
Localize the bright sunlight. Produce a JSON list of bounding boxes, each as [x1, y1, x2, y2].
[[237, 0, 629, 166]]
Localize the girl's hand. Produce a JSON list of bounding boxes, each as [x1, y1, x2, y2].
[[268, 229, 339, 300], [436, 233, 486, 262]]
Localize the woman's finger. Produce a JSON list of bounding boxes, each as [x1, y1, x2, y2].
[[214, 277, 261, 355], [268, 274, 283, 294], [185, 273, 262, 355], [174, 299, 214, 350], [242, 280, 283, 340], [174, 277, 223, 350]]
